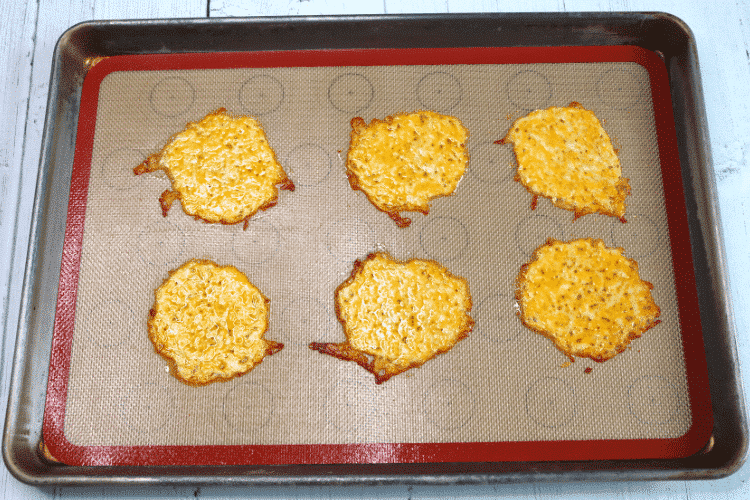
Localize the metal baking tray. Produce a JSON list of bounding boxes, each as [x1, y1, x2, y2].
[[3, 12, 746, 485]]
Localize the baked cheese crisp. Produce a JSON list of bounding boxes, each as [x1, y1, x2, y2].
[[345, 111, 469, 228], [148, 259, 283, 386], [134, 108, 294, 228], [310, 252, 473, 383], [516, 238, 660, 362], [502, 102, 630, 221]]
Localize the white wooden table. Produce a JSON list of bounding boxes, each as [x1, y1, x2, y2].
[[1, 0, 748, 498]]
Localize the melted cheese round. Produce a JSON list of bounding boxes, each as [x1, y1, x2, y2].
[[516, 238, 660, 362], [137, 108, 293, 224], [331, 252, 473, 381], [504, 102, 630, 220], [345, 111, 469, 227], [148, 259, 282, 385]]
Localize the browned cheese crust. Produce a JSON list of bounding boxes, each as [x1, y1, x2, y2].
[[310, 252, 473, 383], [515, 238, 661, 362], [38, 441, 63, 464], [147, 259, 283, 386], [345, 111, 470, 228], [134, 108, 294, 229], [501, 102, 630, 222]]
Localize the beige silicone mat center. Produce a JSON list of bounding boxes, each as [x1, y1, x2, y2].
[[63, 61, 691, 448]]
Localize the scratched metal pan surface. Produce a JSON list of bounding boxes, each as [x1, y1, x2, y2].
[[3, 12, 746, 486]]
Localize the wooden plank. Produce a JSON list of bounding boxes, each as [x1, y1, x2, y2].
[[210, 0, 386, 17], [0, 0, 37, 357], [209, 0, 627, 16]]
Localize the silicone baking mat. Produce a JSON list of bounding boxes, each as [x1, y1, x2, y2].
[[43, 46, 712, 466]]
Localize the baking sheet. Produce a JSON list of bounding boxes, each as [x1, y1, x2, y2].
[[42, 46, 710, 466], [7, 13, 743, 485]]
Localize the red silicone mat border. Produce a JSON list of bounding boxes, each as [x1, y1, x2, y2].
[[43, 45, 713, 466]]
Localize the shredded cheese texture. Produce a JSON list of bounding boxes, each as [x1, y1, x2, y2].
[[503, 102, 630, 221], [310, 252, 473, 383], [516, 238, 660, 362], [135, 108, 293, 225], [345, 111, 469, 227], [148, 259, 282, 385]]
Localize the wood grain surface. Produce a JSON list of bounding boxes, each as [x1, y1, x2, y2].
[[1, 0, 748, 498]]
